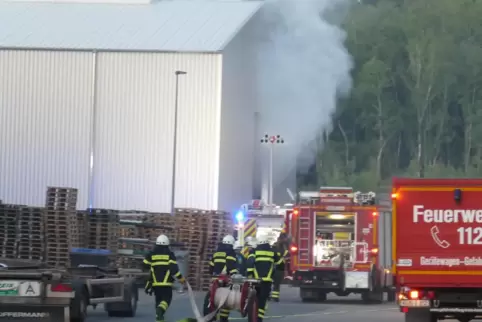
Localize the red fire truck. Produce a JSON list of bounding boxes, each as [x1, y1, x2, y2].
[[288, 186, 395, 303], [393, 178, 482, 322]]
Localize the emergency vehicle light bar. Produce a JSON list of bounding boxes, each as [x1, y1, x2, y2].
[[354, 191, 376, 205]]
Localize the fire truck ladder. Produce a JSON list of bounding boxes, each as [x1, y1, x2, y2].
[[298, 216, 311, 263]]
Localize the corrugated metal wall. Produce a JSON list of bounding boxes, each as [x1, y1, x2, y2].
[[218, 16, 258, 212], [0, 50, 93, 209], [0, 50, 223, 212], [93, 52, 222, 211]]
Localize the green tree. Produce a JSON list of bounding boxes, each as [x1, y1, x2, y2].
[[300, 0, 482, 191]]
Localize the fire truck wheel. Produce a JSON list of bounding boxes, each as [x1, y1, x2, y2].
[[361, 291, 371, 303], [368, 265, 383, 304], [300, 288, 316, 302], [387, 289, 396, 302], [457, 315, 474, 322], [404, 309, 433, 322], [317, 292, 327, 302], [246, 294, 259, 322]]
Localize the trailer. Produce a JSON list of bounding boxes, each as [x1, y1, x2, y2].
[[289, 187, 395, 303], [0, 258, 140, 322], [392, 178, 482, 322]]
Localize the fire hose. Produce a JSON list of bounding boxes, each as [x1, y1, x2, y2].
[[184, 275, 257, 322]]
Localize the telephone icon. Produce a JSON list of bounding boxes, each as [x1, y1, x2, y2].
[[431, 226, 450, 249]]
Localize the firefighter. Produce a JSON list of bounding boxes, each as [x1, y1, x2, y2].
[[143, 234, 186, 322], [244, 236, 257, 260], [203, 234, 239, 321], [246, 235, 280, 322], [234, 240, 246, 274], [242, 237, 256, 258], [270, 240, 288, 302]]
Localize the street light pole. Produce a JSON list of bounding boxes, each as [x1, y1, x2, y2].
[[269, 144, 273, 205], [260, 134, 285, 205], [170, 70, 187, 217]]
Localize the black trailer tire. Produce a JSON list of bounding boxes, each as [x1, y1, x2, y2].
[[124, 283, 138, 317], [106, 281, 138, 317], [71, 281, 89, 322]]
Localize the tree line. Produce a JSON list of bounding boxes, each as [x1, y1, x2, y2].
[[300, 0, 482, 191]]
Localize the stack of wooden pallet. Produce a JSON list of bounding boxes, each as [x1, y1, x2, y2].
[[197, 211, 234, 291], [0, 204, 19, 259], [143, 213, 175, 245], [74, 211, 88, 248], [44, 187, 78, 268], [17, 207, 45, 261], [86, 209, 119, 266], [117, 211, 149, 269], [174, 208, 207, 290], [173, 209, 233, 291]]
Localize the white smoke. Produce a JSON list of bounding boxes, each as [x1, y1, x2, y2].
[[256, 0, 353, 188]]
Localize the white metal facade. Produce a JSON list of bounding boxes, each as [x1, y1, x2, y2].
[[0, 50, 93, 209], [0, 50, 226, 211], [217, 16, 259, 212], [93, 52, 222, 211], [0, 1, 261, 212]]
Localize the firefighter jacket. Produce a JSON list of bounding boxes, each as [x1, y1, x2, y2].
[[272, 243, 288, 271], [246, 244, 280, 282], [209, 244, 239, 276], [243, 247, 255, 260], [241, 246, 254, 260], [237, 247, 255, 275], [235, 249, 246, 275], [143, 245, 183, 287]]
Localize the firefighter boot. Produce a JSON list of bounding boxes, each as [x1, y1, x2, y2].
[[155, 307, 165, 322], [219, 309, 230, 322]]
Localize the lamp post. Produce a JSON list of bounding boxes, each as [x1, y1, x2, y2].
[[260, 134, 285, 205], [170, 70, 187, 216]]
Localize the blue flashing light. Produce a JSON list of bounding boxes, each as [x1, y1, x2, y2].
[[235, 211, 244, 222]]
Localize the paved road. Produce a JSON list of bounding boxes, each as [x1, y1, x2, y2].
[[87, 285, 404, 322]]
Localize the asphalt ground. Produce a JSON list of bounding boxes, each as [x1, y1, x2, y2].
[[87, 285, 407, 322]]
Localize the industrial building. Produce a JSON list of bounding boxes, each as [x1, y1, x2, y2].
[[0, 0, 262, 212]]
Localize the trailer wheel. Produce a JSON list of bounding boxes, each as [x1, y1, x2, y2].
[[124, 284, 138, 317], [71, 282, 88, 322], [106, 282, 138, 317]]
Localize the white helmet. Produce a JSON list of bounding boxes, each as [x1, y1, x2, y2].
[[222, 235, 235, 245], [246, 236, 257, 248], [234, 240, 241, 250], [257, 234, 269, 245], [156, 234, 170, 246]]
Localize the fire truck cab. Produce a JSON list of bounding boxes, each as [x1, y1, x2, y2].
[[289, 187, 395, 303]]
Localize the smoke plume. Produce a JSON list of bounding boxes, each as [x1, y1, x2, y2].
[[256, 0, 353, 189]]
